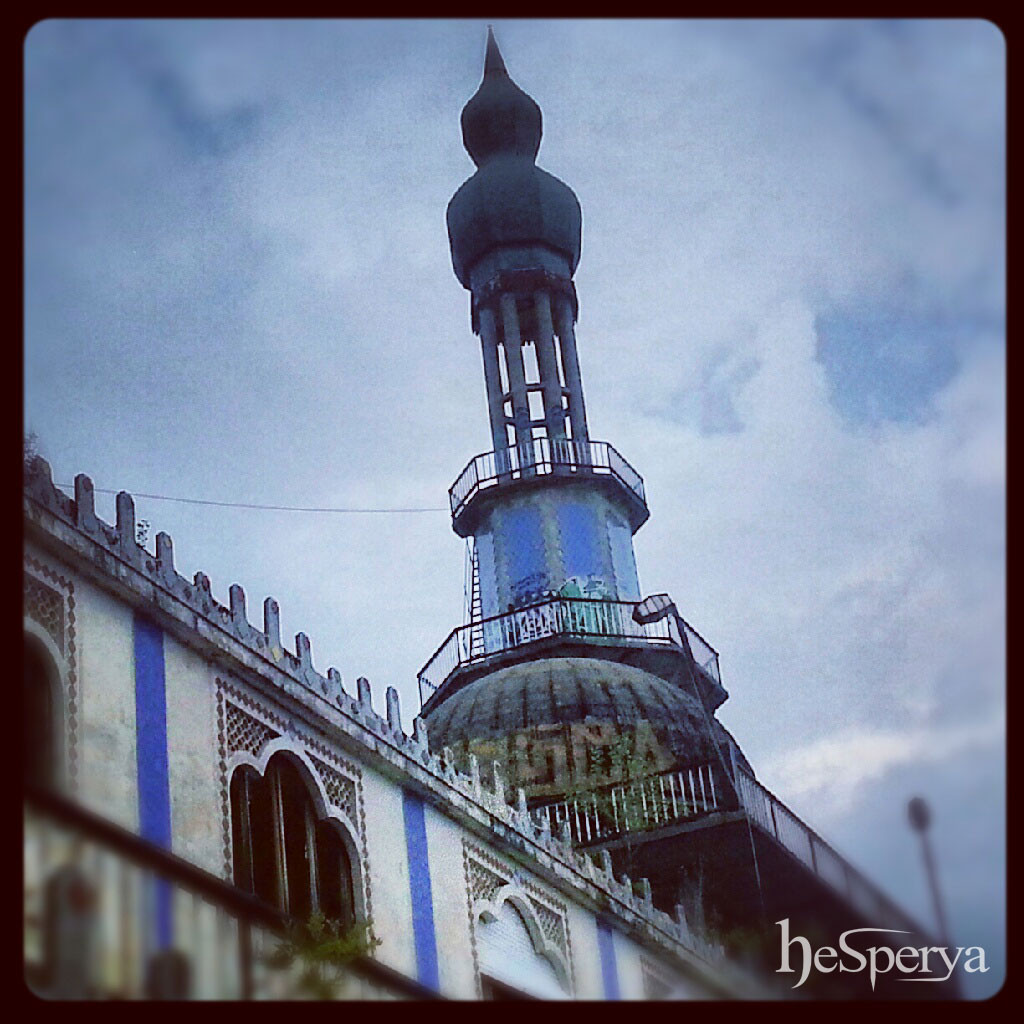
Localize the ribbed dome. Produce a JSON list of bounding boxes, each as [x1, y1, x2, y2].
[[424, 658, 751, 797], [447, 32, 582, 290]]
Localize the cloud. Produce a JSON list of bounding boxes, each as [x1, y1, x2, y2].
[[761, 712, 1005, 816], [24, 19, 1004, 993]]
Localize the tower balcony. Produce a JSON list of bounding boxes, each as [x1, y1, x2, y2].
[[417, 596, 725, 713], [449, 438, 649, 537]]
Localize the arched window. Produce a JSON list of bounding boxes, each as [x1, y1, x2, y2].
[[229, 754, 355, 928], [477, 899, 569, 1000], [24, 634, 59, 790]]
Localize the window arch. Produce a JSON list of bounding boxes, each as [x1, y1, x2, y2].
[[24, 632, 62, 790], [229, 753, 355, 928], [477, 897, 570, 1000]]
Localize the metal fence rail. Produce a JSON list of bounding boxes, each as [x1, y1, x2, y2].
[[449, 438, 646, 521], [24, 788, 438, 1000], [531, 764, 720, 846], [418, 596, 714, 705], [731, 765, 929, 937]]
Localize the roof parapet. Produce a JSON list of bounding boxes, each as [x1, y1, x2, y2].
[[24, 461, 732, 974]]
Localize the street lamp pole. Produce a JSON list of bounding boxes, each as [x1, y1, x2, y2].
[[908, 796, 952, 948]]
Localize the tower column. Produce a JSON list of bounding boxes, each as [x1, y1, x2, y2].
[[533, 290, 567, 444], [554, 295, 589, 446], [479, 306, 509, 462], [500, 294, 533, 467]]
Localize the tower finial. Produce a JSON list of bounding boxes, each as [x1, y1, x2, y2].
[[459, 28, 541, 168], [484, 26, 507, 78]]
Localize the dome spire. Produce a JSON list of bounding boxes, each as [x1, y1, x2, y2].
[[460, 28, 542, 167], [483, 26, 507, 77]]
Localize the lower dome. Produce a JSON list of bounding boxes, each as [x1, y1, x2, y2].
[[423, 657, 750, 801]]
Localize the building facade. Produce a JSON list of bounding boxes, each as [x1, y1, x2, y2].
[[23, 32, 951, 1001]]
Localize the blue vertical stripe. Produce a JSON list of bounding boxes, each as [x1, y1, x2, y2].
[[502, 505, 547, 603], [597, 920, 620, 1000], [557, 501, 601, 580], [133, 613, 173, 950], [402, 791, 440, 991], [607, 515, 640, 601]]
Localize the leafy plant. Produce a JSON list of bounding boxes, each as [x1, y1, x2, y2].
[[261, 912, 380, 1000]]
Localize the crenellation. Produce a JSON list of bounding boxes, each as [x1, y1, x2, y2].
[[673, 903, 688, 932], [73, 474, 97, 531], [228, 584, 247, 627], [23, 472, 736, 976], [385, 686, 402, 735], [263, 596, 282, 652], [115, 491, 136, 557], [639, 878, 653, 905], [327, 667, 345, 703], [469, 752, 481, 798], [412, 715, 429, 751], [155, 532, 174, 574], [295, 632, 313, 679], [491, 760, 505, 805], [356, 676, 373, 710]]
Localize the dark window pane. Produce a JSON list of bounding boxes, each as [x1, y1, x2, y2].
[[24, 637, 54, 789], [315, 821, 354, 929], [274, 757, 314, 921], [247, 769, 278, 908]]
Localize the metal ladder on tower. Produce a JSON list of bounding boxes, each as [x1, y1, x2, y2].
[[468, 542, 484, 657]]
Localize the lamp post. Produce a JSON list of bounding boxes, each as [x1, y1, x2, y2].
[[908, 796, 951, 949]]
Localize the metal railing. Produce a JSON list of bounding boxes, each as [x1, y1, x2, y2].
[[23, 787, 439, 1000], [731, 764, 930, 937], [449, 438, 646, 521], [418, 597, 720, 706], [532, 764, 721, 846]]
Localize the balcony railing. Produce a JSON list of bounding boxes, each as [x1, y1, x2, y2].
[[731, 762, 930, 938], [449, 438, 646, 523], [531, 763, 721, 847], [24, 787, 439, 1000], [418, 597, 721, 707]]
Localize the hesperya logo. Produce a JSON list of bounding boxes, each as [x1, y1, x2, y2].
[[776, 919, 988, 991]]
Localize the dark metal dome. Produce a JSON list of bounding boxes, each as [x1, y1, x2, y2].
[[460, 29, 542, 168], [447, 31, 582, 289], [424, 657, 750, 799]]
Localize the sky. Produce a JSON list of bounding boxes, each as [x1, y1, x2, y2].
[[24, 18, 1005, 997]]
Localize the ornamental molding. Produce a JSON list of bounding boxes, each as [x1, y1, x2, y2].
[[24, 552, 78, 791], [462, 838, 574, 996], [215, 675, 373, 933]]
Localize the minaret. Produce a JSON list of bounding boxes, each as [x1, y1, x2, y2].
[[420, 32, 739, 815], [445, 28, 647, 617]]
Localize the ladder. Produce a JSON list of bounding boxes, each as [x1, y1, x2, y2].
[[468, 542, 484, 657]]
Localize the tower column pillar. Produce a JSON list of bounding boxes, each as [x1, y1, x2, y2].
[[500, 293, 534, 471], [533, 291, 567, 448], [479, 306, 510, 471], [554, 296, 589, 447]]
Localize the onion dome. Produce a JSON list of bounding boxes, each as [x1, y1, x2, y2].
[[424, 658, 751, 800], [461, 29, 543, 167], [447, 30, 582, 290]]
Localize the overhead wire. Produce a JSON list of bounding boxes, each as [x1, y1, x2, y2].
[[55, 484, 448, 514]]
